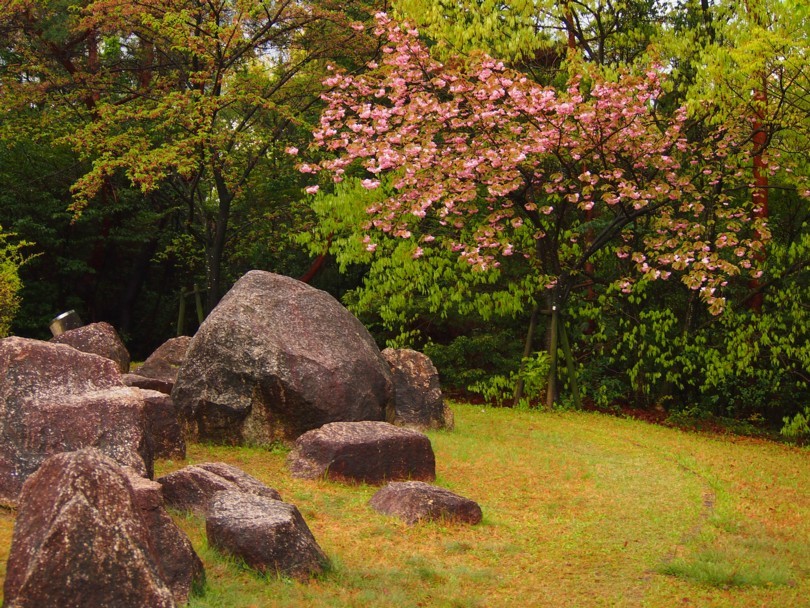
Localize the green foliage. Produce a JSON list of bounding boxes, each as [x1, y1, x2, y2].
[[394, 0, 663, 68], [582, 280, 810, 423], [300, 177, 540, 389], [781, 407, 810, 442], [423, 331, 525, 390], [468, 351, 550, 408], [0, 0, 806, 429], [297, 178, 389, 273], [393, 0, 551, 61], [1, 0, 380, 315], [0, 228, 32, 337]]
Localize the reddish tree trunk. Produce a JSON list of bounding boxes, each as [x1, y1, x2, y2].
[[298, 235, 333, 284]]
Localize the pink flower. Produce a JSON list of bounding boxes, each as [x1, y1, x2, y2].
[[305, 185, 320, 195], [285, 146, 299, 155]]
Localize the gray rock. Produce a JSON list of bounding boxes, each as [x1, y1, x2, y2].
[[172, 271, 394, 445], [158, 461, 281, 515], [3, 449, 176, 608], [0, 337, 153, 504], [287, 421, 436, 484], [206, 490, 327, 579], [382, 348, 453, 430], [133, 336, 193, 393], [135, 389, 186, 459], [369, 481, 483, 525], [50, 321, 130, 373], [125, 470, 205, 604]]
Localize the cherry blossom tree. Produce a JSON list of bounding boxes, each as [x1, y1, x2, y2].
[[303, 13, 804, 404]]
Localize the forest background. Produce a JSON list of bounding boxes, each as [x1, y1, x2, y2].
[[0, 0, 808, 437]]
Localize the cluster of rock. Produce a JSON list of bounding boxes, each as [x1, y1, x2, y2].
[[0, 270, 479, 605], [156, 462, 327, 579], [170, 271, 453, 443], [4, 449, 202, 608], [124, 335, 192, 395], [286, 421, 480, 525], [0, 336, 156, 504]]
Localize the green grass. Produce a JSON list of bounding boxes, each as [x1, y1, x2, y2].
[[662, 546, 794, 588], [1, 403, 809, 607]]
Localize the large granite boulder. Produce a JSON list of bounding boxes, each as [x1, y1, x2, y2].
[[172, 271, 394, 444], [133, 336, 193, 394], [3, 450, 177, 608], [382, 348, 454, 430], [50, 321, 130, 373], [287, 421, 436, 485], [369, 481, 483, 525], [206, 490, 327, 579], [125, 470, 205, 604], [158, 462, 281, 515], [135, 389, 186, 459], [0, 337, 153, 504]]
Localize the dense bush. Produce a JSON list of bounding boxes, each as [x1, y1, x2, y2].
[[0, 228, 31, 337]]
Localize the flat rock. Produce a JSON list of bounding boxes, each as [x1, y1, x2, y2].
[[122, 372, 174, 395], [369, 481, 483, 525], [135, 389, 186, 459], [206, 490, 327, 579], [0, 338, 153, 503], [50, 321, 130, 373], [382, 348, 454, 430], [158, 462, 281, 515], [1, 336, 122, 395], [3, 449, 176, 608], [125, 470, 205, 604], [172, 271, 394, 445], [133, 336, 192, 393], [287, 421, 436, 484]]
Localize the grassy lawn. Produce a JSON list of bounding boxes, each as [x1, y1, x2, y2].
[[1, 403, 808, 607]]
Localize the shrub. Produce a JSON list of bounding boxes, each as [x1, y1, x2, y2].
[[0, 228, 32, 337]]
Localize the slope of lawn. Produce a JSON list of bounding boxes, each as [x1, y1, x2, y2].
[[0, 403, 807, 607]]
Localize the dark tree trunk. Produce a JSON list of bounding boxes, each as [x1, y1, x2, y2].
[[513, 305, 540, 406], [206, 175, 233, 314], [119, 236, 160, 336]]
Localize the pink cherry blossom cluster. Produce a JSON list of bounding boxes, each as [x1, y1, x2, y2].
[[304, 12, 782, 313]]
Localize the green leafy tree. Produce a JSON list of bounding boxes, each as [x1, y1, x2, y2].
[[393, 0, 663, 68], [1, 0, 378, 313]]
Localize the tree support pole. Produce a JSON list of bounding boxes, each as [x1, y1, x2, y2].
[[193, 283, 205, 324], [177, 295, 186, 337], [558, 316, 582, 409], [545, 306, 560, 409]]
